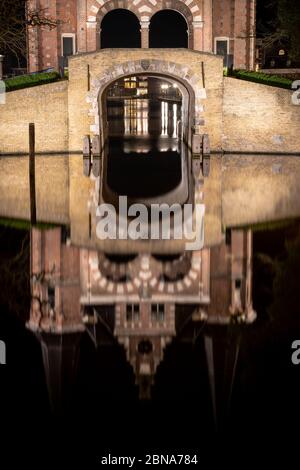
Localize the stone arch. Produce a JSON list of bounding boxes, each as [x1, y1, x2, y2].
[[149, 0, 203, 49], [149, 9, 189, 48], [150, 0, 195, 28], [89, 252, 202, 297], [88, 0, 203, 49], [87, 58, 203, 149]]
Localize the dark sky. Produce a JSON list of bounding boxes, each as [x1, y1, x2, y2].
[[256, 0, 278, 37]]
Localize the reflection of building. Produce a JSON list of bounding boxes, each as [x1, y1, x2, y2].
[[27, 0, 256, 72], [28, 225, 255, 398], [29, 227, 83, 333]]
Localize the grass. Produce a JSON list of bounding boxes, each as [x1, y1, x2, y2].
[[224, 68, 293, 90], [0, 218, 58, 230], [4, 71, 64, 92]]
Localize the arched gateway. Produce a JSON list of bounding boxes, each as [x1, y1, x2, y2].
[[88, 58, 199, 149], [68, 49, 224, 153]]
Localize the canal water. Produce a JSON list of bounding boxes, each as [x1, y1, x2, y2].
[[0, 98, 300, 463]]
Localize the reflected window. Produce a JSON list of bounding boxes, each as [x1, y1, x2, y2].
[[48, 286, 55, 309], [126, 303, 140, 321], [138, 340, 153, 355], [151, 304, 165, 322]]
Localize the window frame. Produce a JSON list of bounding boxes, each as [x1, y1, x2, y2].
[[61, 33, 76, 58], [214, 36, 230, 57]]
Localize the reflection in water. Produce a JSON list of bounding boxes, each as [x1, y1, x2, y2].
[[124, 99, 149, 136], [106, 98, 183, 199], [27, 225, 255, 401], [108, 99, 181, 141], [161, 101, 168, 136], [1, 84, 300, 436]]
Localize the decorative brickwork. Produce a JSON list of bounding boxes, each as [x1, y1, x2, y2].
[[27, 0, 256, 72]]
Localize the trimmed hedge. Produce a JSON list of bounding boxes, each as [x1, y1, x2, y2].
[[0, 217, 57, 230], [224, 68, 293, 90], [4, 71, 62, 92]]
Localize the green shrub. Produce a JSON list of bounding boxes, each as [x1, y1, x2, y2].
[[4, 71, 62, 92], [225, 69, 293, 90], [0, 217, 57, 230]]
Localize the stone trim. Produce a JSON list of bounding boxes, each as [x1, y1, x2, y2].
[[87, 58, 202, 136], [90, 0, 202, 24]]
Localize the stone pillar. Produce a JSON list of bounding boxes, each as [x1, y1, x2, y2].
[[203, 0, 213, 53], [192, 21, 204, 51], [249, 0, 256, 70], [97, 28, 102, 50], [86, 20, 97, 51], [234, 0, 248, 69], [77, 0, 87, 52], [140, 21, 150, 48], [27, 0, 40, 72]]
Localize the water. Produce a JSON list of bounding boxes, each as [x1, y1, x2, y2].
[[0, 98, 300, 461], [106, 99, 183, 198]]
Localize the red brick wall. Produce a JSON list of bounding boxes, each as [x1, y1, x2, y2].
[[28, 0, 255, 72]]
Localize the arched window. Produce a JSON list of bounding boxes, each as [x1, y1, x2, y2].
[[149, 10, 188, 48], [100, 9, 141, 48]]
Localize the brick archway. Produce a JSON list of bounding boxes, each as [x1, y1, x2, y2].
[[150, 0, 195, 29], [87, 58, 202, 148], [87, 0, 203, 49]]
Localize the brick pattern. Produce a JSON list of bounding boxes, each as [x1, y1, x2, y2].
[[81, 251, 208, 301], [223, 77, 300, 153], [27, 0, 255, 72], [29, 227, 83, 333], [0, 81, 69, 154]]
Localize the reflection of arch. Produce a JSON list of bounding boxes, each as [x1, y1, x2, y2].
[[149, 10, 188, 48], [100, 9, 141, 48]]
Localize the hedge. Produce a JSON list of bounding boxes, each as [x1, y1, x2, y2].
[[224, 68, 293, 90], [0, 217, 57, 230], [4, 71, 62, 92]]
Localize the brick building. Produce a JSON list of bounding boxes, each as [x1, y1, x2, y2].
[[27, 0, 256, 72]]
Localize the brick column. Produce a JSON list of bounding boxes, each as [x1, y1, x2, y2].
[[192, 21, 204, 51], [27, 0, 40, 72], [77, 0, 87, 52], [140, 21, 150, 48], [234, 0, 248, 69], [203, 0, 213, 52], [248, 0, 256, 70]]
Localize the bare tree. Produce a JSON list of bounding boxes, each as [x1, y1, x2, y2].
[[0, 0, 60, 61], [256, 0, 300, 62]]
